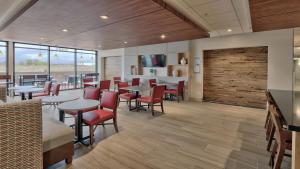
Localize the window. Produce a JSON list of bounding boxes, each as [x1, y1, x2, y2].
[[0, 41, 7, 75], [14, 43, 49, 85], [50, 47, 76, 89], [13, 43, 98, 89], [76, 50, 97, 88]]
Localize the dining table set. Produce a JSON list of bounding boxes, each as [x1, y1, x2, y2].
[[8, 85, 44, 100]]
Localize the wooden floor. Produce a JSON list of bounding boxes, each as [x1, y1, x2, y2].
[[11, 90, 290, 169]]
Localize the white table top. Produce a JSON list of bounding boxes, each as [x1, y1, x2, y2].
[[153, 82, 178, 86], [8, 85, 37, 90], [58, 99, 99, 112], [42, 95, 79, 103], [121, 86, 150, 92], [84, 81, 99, 85], [15, 87, 44, 93]]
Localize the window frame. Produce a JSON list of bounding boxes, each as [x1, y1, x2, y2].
[[13, 42, 98, 89]]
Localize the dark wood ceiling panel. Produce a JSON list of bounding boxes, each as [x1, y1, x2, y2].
[[249, 0, 300, 32], [0, 0, 208, 50]]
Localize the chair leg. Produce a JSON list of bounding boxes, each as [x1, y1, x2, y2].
[[182, 92, 184, 101], [273, 143, 285, 169], [265, 110, 270, 128], [89, 125, 94, 145], [177, 94, 180, 103], [113, 117, 119, 132], [129, 100, 131, 108], [151, 104, 154, 116], [269, 141, 278, 166], [161, 101, 164, 113], [267, 126, 275, 151], [65, 155, 72, 164]]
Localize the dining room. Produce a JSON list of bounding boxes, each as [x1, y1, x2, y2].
[[0, 0, 299, 169]]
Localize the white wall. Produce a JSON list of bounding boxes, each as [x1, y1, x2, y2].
[[123, 41, 190, 76], [189, 29, 294, 100]]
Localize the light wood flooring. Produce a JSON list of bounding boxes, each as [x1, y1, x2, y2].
[[9, 90, 291, 169]]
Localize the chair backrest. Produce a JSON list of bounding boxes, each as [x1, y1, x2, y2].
[[83, 87, 101, 100], [83, 77, 93, 83], [100, 80, 111, 91], [149, 79, 156, 88], [113, 77, 121, 86], [51, 83, 61, 96], [132, 78, 140, 86], [0, 100, 43, 169], [151, 85, 165, 102], [117, 82, 129, 94], [177, 81, 185, 93], [44, 81, 52, 95], [100, 91, 118, 114], [0, 85, 7, 102], [269, 105, 291, 141], [265, 90, 274, 105]]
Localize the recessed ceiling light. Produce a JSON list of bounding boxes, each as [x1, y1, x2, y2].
[[124, 41, 128, 44], [296, 46, 300, 50], [227, 29, 232, 32], [160, 34, 166, 39], [62, 29, 68, 32], [100, 15, 109, 20], [40, 37, 45, 40], [98, 45, 102, 48]]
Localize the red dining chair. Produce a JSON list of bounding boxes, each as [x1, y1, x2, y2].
[[137, 85, 165, 116], [148, 79, 157, 88], [33, 81, 52, 97], [82, 91, 119, 145], [83, 77, 94, 88], [99, 80, 110, 92], [119, 81, 138, 109], [164, 81, 185, 103], [131, 78, 140, 86], [113, 77, 121, 91], [51, 83, 61, 96]]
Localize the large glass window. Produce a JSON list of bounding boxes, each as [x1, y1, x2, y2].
[[50, 47, 76, 89], [76, 50, 97, 88], [13, 43, 97, 89], [14, 43, 48, 85], [0, 41, 7, 75]]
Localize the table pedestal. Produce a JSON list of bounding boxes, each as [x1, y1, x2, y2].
[[292, 132, 300, 169]]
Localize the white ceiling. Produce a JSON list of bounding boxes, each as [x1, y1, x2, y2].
[[163, 0, 252, 37]]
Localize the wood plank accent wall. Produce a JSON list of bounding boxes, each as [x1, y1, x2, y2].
[[104, 56, 122, 81], [203, 47, 268, 108]]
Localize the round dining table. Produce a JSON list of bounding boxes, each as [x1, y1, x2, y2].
[[42, 95, 79, 106], [15, 87, 44, 100], [58, 99, 99, 146]]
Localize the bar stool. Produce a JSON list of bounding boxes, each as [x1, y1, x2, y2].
[[269, 105, 292, 169]]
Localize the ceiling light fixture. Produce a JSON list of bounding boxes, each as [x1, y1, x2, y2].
[[160, 34, 166, 39], [100, 15, 109, 20], [62, 29, 68, 32], [124, 41, 128, 44], [227, 29, 232, 32], [40, 37, 45, 40]]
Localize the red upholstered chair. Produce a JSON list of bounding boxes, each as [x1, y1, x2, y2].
[[83, 77, 94, 88], [117, 82, 129, 95], [119, 81, 138, 109], [164, 81, 185, 103], [99, 80, 110, 92], [137, 85, 165, 116], [131, 78, 140, 86], [51, 83, 61, 96], [113, 77, 121, 91], [33, 81, 52, 97], [82, 91, 119, 145], [148, 79, 157, 88]]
